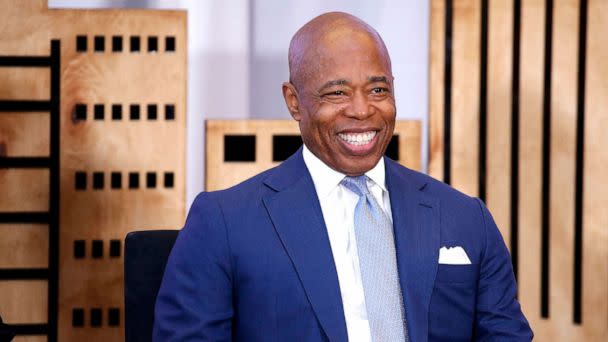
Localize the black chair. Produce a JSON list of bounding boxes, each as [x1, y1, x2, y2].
[[0, 314, 15, 342], [124, 230, 179, 342]]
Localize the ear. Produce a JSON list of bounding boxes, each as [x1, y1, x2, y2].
[[282, 82, 302, 121]]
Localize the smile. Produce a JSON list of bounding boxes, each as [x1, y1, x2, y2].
[[338, 131, 377, 146]]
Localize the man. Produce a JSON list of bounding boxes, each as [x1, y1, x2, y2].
[[154, 12, 533, 341]]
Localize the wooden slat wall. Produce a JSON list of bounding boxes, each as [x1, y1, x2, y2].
[[429, 0, 607, 340], [205, 120, 422, 191], [0, 1, 187, 341]]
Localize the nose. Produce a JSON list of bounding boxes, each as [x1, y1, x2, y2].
[[345, 91, 374, 119]]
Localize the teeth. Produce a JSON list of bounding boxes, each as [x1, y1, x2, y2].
[[338, 131, 377, 146]]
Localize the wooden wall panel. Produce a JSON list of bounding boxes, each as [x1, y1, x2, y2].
[[0, 169, 48, 211], [0, 281, 47, 323], [0, 1, 187, 341], [451, 0, 480, 197], [548, 0, 578, 336], [583, 0, 608, 339], [428, 0, 445, 180], [205, 120, 422, 191], [429, 0, 607, 340], [0, 113, 50, 157], [0, 224, 48, 269], [518, 0, 545, 325], [486, 0, 513, 247]]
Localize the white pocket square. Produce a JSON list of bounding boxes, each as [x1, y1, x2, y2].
[[438, 246, 471, 265]]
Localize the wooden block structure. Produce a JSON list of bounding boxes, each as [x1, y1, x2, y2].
[[205, 120, 422, 191], [430, 0, 607, 340], [0, 1, 186, 341]]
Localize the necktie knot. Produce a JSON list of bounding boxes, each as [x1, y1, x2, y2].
[[341, 175, 370, 197]]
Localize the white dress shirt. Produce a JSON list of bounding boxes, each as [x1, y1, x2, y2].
[[302, 145, 393, 342]]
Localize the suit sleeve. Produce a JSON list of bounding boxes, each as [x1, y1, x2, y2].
[[153, 192, 234, 341], [474, 198, 533, 341]]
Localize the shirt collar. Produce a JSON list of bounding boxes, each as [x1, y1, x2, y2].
[[302, 144, 387, 199]]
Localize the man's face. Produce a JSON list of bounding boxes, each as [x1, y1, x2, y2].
[[285, 31, 396, 176]]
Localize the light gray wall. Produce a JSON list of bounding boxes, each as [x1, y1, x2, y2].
[[50, 0, 429, 207]]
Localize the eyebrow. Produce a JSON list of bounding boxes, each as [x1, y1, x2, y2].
[[368, 75, 390, 83], [318, 79, 349, 92]]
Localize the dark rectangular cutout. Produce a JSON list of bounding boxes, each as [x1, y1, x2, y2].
[[112, 104, 122, 120], [148, 36, 158, 52], [130, 36, 140, 52], [76, 35, 87, 52], [94, 36, 105, 52], [73, 240, 85, 259], [224, 135, 256, 162], [74, 104, 87, 121], [146, 172, 157, 188], [72, 308, 84, 327], [92, 240, 103, 258], [108, 308, 120, 327], [165, 104, 175, 120], [444, 0, 453, 185], [92, 172, 104, 190], [112, 35, 123, 52], [164, 172, 174, 188], [272, 135, 302, 162], [94, 104, 104, 120], [385, 135, 399, 160], [129, 172, 139, 189], [75, 171, 87, 190], [109, 239, 121, 258], [130, 104, 140, 120], [147, 104, 157, 120], [90, 308, 102, 327], [111, 172, 122, 189], [165, 36, 176, 52]]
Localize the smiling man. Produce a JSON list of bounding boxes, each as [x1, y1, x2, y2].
[[154, 12, 532, 341]]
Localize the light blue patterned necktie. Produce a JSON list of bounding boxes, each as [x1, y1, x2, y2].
[[341, 175, 409, 342]]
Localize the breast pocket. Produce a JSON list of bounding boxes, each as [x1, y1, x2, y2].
[[435, 264, 479, 284], [428, 264, 479, 341]]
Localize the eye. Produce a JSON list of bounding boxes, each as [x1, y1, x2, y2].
[[327, 90, 345, 96], [371, 87, 389, 94]]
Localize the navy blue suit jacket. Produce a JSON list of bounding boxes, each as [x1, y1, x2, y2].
[[154, 149, 532, 341]]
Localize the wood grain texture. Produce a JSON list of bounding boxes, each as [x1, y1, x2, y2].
[[548, 1, 578, 337], [0, 224, 48, 268], [0, 113, 50, 157], [0, 1, 187, 340], [451, 0, 480, 197], [582, 0, 608, 339], [430, 0, 608, 340], [205, 120, 422, 191], [486, 0, 513, 247], [428, 0, 445, 180], [0, 281, 47, 323], [0, 169, 49, 212], [517, 0, 545, 328]]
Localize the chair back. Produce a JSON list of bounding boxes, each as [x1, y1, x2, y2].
[[124, 230, 179, 342]]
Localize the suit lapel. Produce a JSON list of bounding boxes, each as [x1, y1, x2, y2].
[[262, 151, 348, 342], [385, 158, 440, 342]]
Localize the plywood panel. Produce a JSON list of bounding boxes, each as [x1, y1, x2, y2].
[[206, 120, 422, 191], [518, 0, 545, 327], [486, 0, 513, 247], [548, 1, 578, 338], [0, 1, 187, 341], [13, 337, 47, 342], [582, 0, 608, 339], [451, 0, 480, 197], [0, 280, 47, 323], [0, 169, 48, 212], [0, 224, 48, 268], [0, 113, 50, 157], [0, 68, 50, 100], [428, 0, 445, 180]]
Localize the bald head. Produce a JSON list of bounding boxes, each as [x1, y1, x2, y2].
[[288, 12, 392, 91]]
